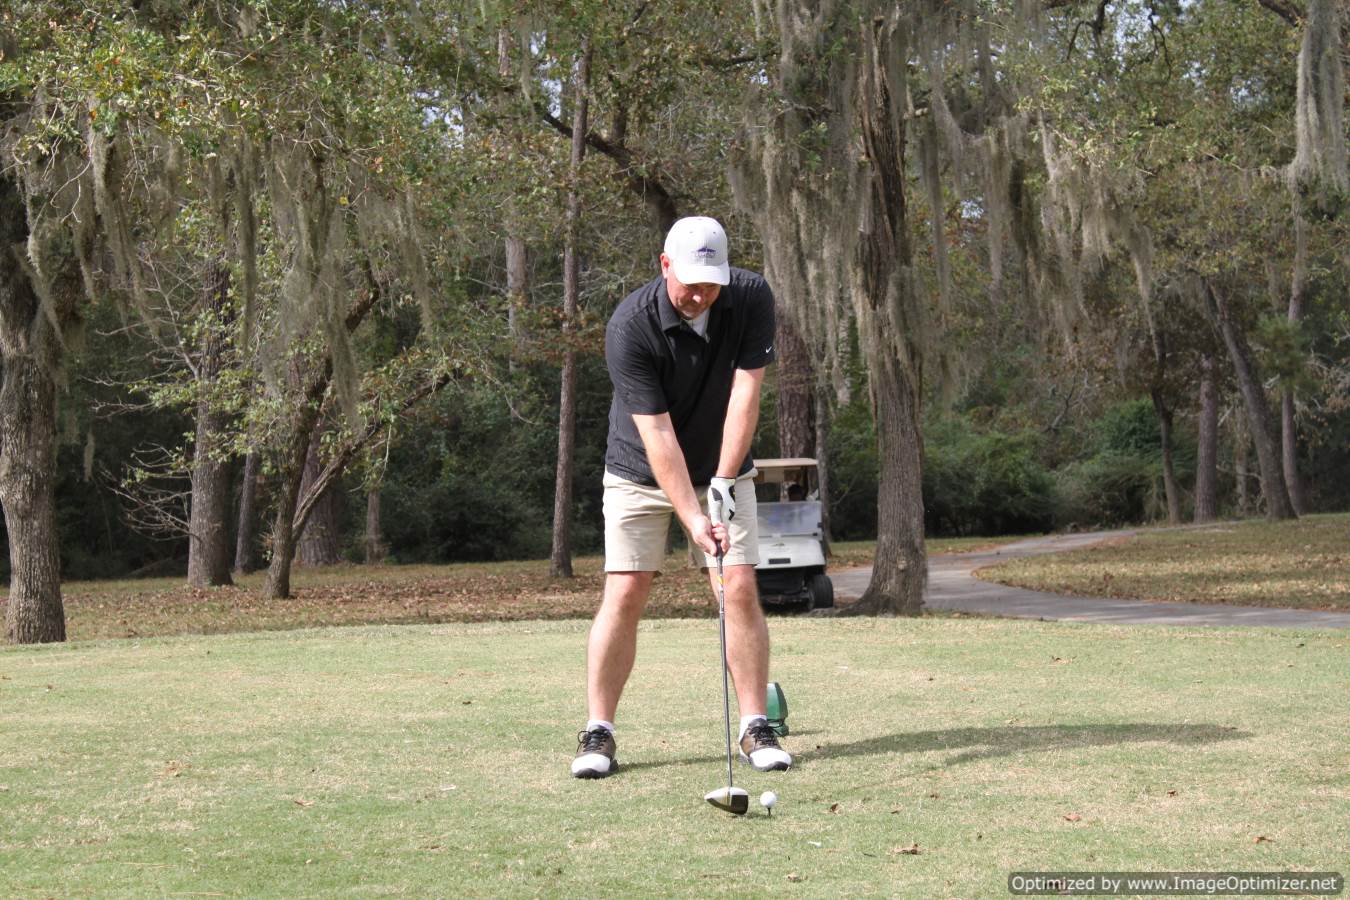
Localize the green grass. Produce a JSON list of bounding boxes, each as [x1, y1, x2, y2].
[[981, 514, 1350, 611], [3, 618, 1346, 896]]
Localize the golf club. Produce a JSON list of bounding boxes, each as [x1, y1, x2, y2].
[[704, 486, 748, 816]]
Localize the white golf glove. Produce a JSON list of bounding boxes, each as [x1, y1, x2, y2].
[[708, 476, 737, 525]]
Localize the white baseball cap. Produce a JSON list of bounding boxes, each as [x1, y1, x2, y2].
[[663, 216, 730, 286]]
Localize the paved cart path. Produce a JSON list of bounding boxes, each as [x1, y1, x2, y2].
[[830, 531, 1350, 629]]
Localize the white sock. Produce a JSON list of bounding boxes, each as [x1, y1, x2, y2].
[[739, 713, 767, 740], [585, 719, 615, 735]]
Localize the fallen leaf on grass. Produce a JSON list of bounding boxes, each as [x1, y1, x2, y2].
[[1253, 835, 1272, 844], [293, 798, 314, 808], [1165, 790, 1178, 797], [786, 873, 803, 882], [892, 843, 921, 855], [1063, 813, 1082, 822], [827, 803, 840, 813]]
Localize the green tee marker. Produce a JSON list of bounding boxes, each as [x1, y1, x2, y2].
[[766, 682, 789, 737]]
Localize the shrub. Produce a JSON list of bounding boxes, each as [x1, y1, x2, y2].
[[1052, 453, 1162, 528], [923, 419, 1055, 536]]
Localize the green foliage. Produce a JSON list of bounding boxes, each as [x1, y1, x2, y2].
[[1048, 396, 1200, 527], [824, 389, 879, 542], [2, 0, 1345, 586], [924, 419, 1055, 537], [1053, 452, 1161, 529], [378, 360, 609, 564], [1092, 396, 1162, 458]]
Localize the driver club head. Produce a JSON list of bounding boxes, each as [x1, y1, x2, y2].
[[704, 786, 750, 815]]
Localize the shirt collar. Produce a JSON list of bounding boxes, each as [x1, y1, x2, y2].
[[656, 279, 684, 333], [656, 277, 722, 339]]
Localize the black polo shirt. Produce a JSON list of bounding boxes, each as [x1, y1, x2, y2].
[[604, 267, 776, 487]]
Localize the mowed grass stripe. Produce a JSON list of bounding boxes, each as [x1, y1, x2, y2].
[[2, 618, 1346, 896], [982, 513, 1350, 611]]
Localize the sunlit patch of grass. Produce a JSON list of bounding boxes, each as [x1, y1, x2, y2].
[[1, 618, 1345, 895], [980, 514, 1350, 611]]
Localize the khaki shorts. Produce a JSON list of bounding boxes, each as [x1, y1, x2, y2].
[[603, 468, 760, 571]]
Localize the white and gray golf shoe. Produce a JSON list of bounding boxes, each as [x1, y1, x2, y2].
[[739, 718, 792, 771], [571, 726, 618, 779]]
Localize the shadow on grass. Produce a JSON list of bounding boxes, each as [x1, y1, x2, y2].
[[811, 722, 1247, 767], [620, 722, 1247, 772]]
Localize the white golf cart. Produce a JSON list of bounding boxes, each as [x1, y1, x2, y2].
[[752, 458, 833, 610]]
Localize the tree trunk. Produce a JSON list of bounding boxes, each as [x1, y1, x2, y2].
[[234, 450, 261, 574], [549, 40, 591, 579], [297, 425, 342, 566], [814, 379, 834, 548], [1150, 388, 1182, 525], [506, 233, 528, 354], [0, 170, 73, 644], [363, 487, 385, 564], [1281, 389, 1305, 515], [1201, 279, 1296, 520], [775, 315, 815, 463], [848, 13, 926, 616], [261, 269, 381, 598], [1193, 355, 1219, 524], [855, 349, 927, 615], [0, 353, 66, 644], [1233, 406, 1253, 517], [187, 264, 235, 587], [263, 365, 328, 599], [500, 29, 530, 360], [1281, 240, 1306, 514], [262, 425, 314, 599]]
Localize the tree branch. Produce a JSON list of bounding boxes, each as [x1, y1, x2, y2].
[[537, 103, 678, 232], [1254, 0, 1304, 26], [292, 371, 452, 536]]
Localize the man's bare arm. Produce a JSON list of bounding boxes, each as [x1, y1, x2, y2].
[[632, 412, 723, 555], [715, 367, 766, 479]]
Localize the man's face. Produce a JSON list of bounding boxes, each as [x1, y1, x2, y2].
[[660, 253, 722, 320]]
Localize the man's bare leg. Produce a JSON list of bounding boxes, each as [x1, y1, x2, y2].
[[586, 571, 655, 722], [710, 564, 769, 717], [711, 562, 790, 769]]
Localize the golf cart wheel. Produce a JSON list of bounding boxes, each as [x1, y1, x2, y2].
[[808, 573, 834, 609]]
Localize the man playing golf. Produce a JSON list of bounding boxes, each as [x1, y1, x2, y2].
[[572, 216, 792, 779]]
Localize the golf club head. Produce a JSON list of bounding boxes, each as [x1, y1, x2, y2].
[[704, 786, 750, 815]]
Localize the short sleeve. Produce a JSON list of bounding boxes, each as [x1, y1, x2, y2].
[[606, 319, 668, 415], [735, 279, 777, 370]]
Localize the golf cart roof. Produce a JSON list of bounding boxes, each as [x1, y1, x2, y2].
[[756, 458, 818, 470], [754, 458, 818, 485]]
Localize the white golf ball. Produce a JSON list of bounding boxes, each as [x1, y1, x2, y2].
[[760, 790, 778, 809]]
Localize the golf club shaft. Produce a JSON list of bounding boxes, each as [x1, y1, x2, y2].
[[716, 549, 734, 790]]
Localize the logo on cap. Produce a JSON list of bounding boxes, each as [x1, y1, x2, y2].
[[695, 246, 717, 260]]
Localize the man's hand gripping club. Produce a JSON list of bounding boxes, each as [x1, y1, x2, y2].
[[707, 478, 736, 559], [630, 412, 730, 560]]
